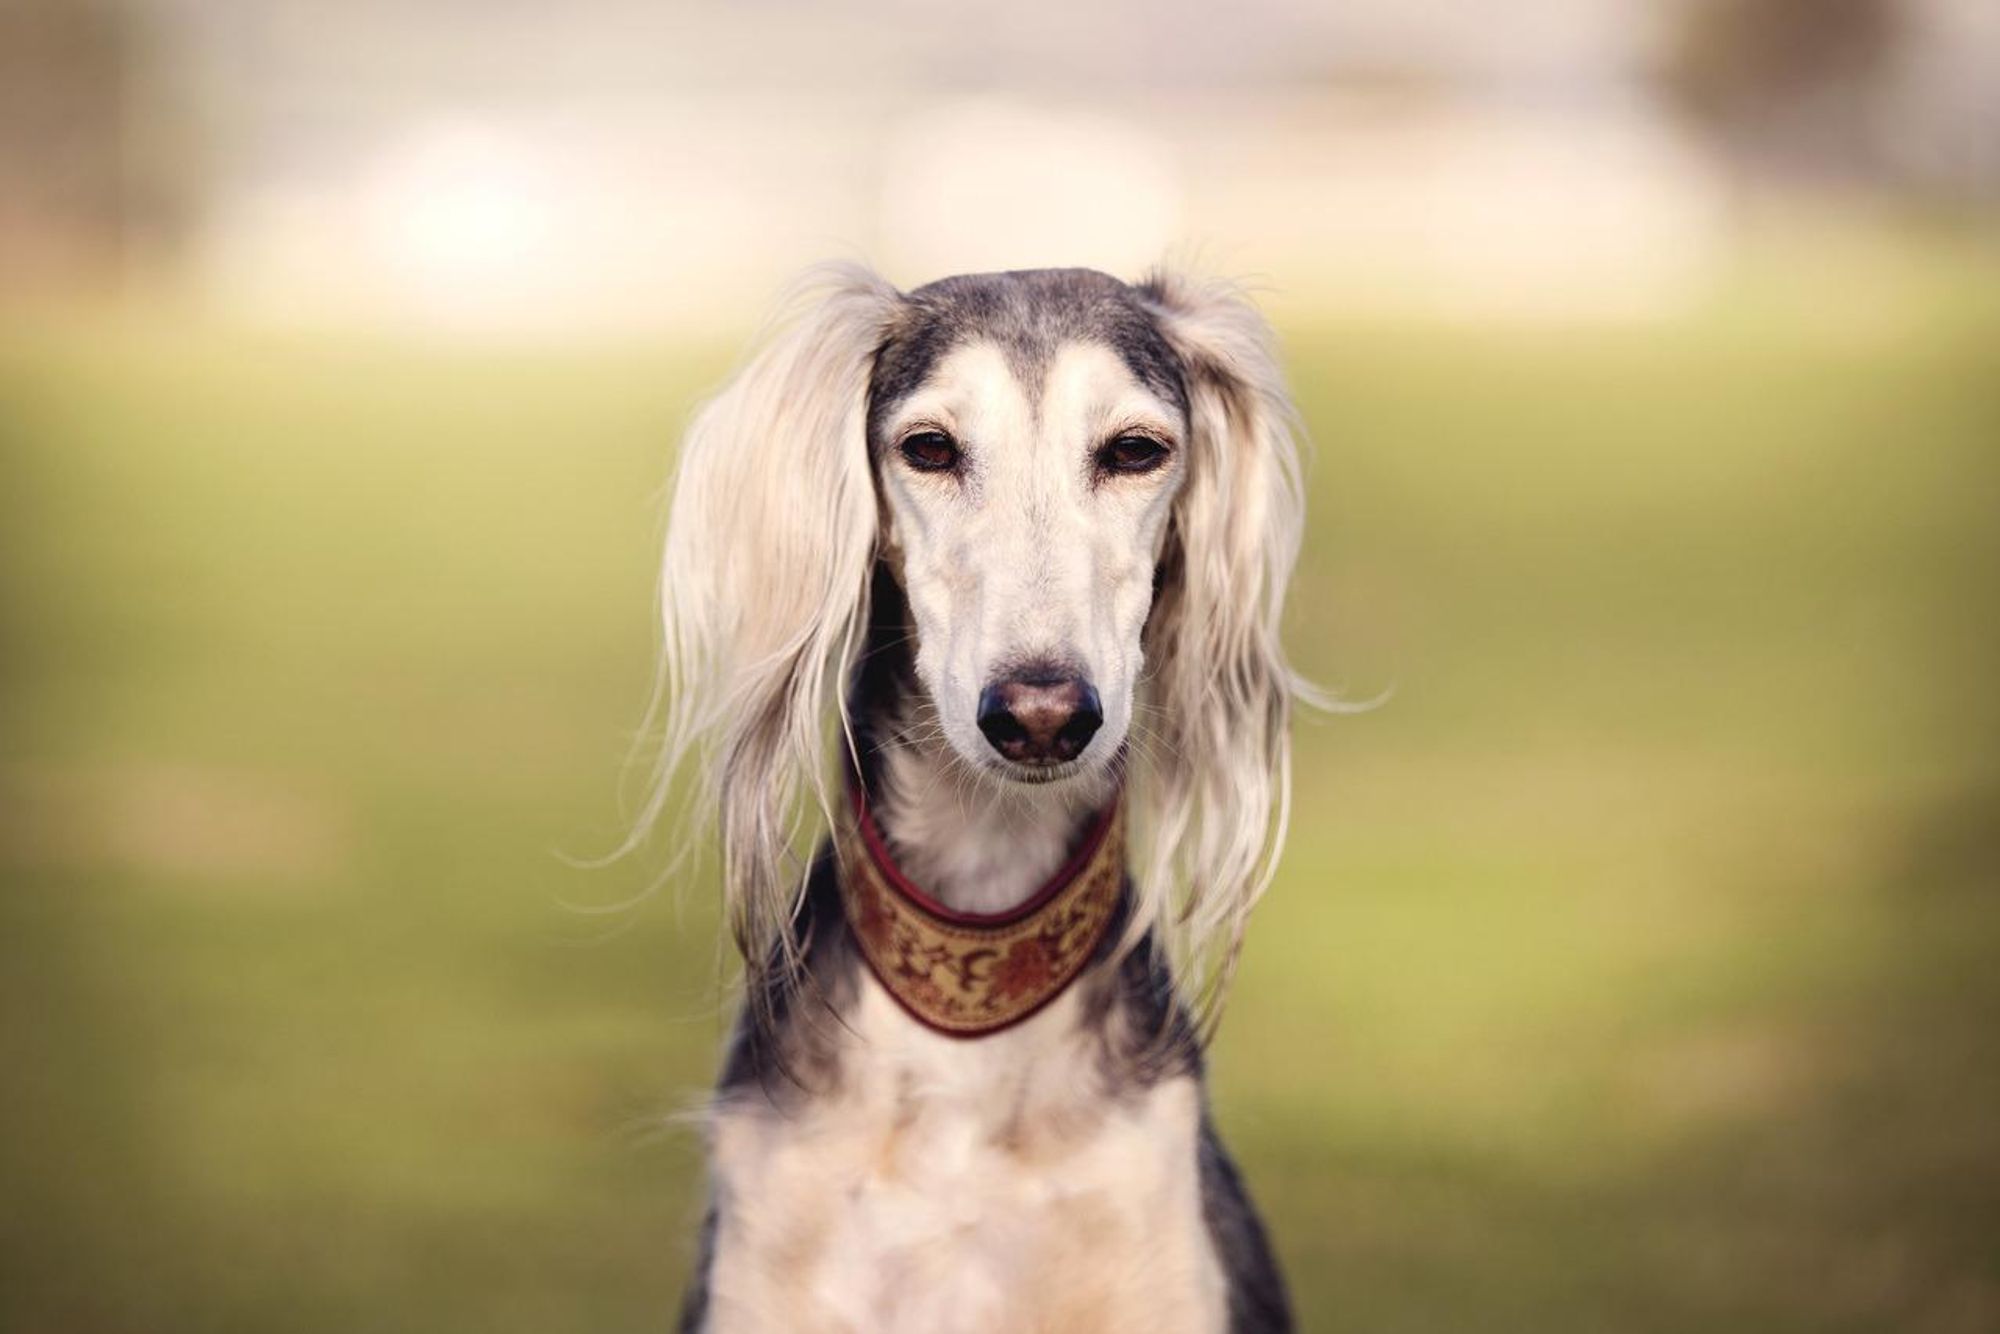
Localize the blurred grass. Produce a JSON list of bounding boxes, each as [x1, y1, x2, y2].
[[3, 230, 1998, 1332]]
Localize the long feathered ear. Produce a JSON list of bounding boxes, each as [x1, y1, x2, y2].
[[1133, 270, 1312, 1030], [640, 264, 902, 977]]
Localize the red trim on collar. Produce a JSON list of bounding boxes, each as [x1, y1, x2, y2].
[[849, 782, 1119, 929]]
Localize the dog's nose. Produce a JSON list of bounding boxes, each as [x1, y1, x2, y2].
[[976, 672, 1103, 765]]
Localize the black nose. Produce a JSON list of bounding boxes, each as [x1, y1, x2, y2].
[[976, 670, 1103, 765]]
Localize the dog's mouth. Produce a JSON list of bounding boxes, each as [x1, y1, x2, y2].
[[979, 739, 1131, 791], [991, 756, 1087, 785]]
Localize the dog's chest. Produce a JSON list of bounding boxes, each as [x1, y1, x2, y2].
[[703, 980, 1227, 1334]]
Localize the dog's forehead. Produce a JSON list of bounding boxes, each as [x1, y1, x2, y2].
[[867, 269, 1185, 440]]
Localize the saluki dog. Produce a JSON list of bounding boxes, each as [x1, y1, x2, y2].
[[645, 265, 1309, 1333]]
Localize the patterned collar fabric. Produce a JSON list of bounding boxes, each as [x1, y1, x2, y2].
[[837, 786, 1126, 1038]]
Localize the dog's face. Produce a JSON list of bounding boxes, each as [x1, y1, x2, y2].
[[867, 272, 1190, 786], [654, 263, 1300, 984]]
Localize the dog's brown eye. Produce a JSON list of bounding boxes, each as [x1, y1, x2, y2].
[[1099, 435, 1169, 475], [899, 430, 959, 473]]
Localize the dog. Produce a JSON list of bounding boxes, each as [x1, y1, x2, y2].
[[644, 265, 1309, 1333]]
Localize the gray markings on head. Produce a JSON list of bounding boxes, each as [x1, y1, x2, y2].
[[866, 269, 1188, 451]]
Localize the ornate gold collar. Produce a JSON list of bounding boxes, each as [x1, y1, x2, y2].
[[836, 786, 1126, 1038]]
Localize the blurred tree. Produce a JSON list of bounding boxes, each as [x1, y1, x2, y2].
[[0, 0, 196, 298], [1662, 0, 1905, 186]]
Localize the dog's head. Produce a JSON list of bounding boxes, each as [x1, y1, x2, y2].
[[650, 265, 1306, 1001]]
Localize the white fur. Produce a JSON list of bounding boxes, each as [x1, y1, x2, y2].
[[1128, 272, 1314, 1019], [705, 980, 1228, 1334], [872, 733, 1092, 915], [642, 267, 901, 971]]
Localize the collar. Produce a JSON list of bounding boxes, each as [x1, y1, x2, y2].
[[836, 783, 1126, 1038]]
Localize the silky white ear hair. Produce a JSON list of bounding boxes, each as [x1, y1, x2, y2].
[[1132, 270, 1315, 1031], [639, 264, 901, 983]]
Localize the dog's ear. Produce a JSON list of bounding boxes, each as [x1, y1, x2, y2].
[[647, 264, 901, 971], [1134, 270, 1311, 1025]]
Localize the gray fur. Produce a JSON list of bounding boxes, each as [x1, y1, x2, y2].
[[1200, 1118, 1296, 1331], [677, 1204, 716, 1333], [866, 268, 1189, 453]]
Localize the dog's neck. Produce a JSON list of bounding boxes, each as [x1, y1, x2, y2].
[[867, 718, 1110, 916]]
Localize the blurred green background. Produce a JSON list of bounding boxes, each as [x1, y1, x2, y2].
[[6, 230, 1996, 1332], [5, 0, 2000, 1330]]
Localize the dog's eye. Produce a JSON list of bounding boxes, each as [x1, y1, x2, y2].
[[898, 430, 960, 473], [1098, 435, 1170, 475]]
